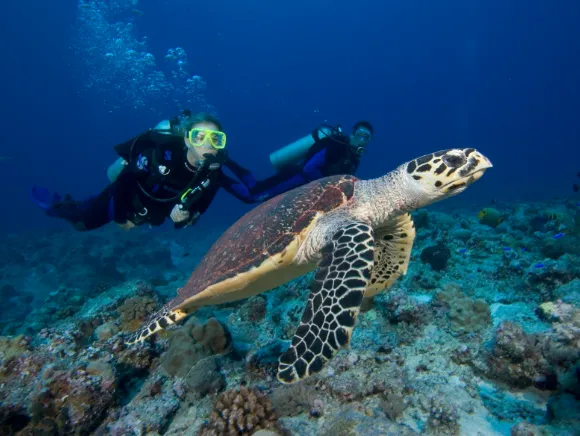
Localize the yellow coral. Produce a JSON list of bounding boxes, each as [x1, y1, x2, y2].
[[538, 302, 556, 320], [0, 335, 30, 361]]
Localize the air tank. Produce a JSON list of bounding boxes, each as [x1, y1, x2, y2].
[[269, 126, 332, 171]]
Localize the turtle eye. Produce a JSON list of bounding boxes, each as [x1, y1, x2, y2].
[[443, 153, 466, 168]]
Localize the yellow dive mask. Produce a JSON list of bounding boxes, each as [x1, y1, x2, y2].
[[187, 128, 227, 149]]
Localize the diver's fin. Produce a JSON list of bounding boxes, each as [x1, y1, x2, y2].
[[30, 186, 62, 212]]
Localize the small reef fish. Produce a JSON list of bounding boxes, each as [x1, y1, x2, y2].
[[477, 207, 503, 228], [544, 211, 567, 222]]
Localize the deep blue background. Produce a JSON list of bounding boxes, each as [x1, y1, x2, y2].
[[1, 0, 579, 234]]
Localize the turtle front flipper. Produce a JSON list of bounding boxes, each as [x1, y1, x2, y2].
[[125, 306, 188, 345], [277, 221, 375, 384]]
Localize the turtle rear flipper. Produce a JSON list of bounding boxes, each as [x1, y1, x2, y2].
[[277, 221, 375, 384], [125, 306, 188, 345]]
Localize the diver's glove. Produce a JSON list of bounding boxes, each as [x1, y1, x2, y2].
[[172, 205, 200, 229], [170, 204, 190, 224]]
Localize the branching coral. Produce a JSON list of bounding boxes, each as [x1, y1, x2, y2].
[[199, 386, 278, 435]]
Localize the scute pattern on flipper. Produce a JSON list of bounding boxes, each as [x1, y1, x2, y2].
[[277, 221, 375, 384], [366, 213, 416, 297], [125, 306, 188, 345]]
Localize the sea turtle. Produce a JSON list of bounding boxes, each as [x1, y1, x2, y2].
[[127, 148, 492, 384]]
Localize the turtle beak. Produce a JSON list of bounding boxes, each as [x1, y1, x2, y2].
[[461, 153, 492, 183], [470, 168, 487, 182]]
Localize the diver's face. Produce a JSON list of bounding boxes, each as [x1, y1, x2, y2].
[[349, 127, 372, 153], [185, 121, 220, 160]]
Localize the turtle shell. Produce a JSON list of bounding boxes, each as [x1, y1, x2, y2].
[[168, 174, 357, 310]]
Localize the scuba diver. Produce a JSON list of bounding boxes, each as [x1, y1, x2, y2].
[[31, 111, 262, 231], [224, 120, 374, 201]]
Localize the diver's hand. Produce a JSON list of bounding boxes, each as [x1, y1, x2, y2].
[[170, 204, 190, 223], [117, 220, 136, 231]]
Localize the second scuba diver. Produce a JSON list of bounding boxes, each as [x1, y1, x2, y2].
[[31, 111, 262, 231], [223, 120, 374, 201]]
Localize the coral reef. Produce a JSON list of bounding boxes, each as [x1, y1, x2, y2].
[[117, 295, 159, 332], [198, 386, 279, 435], [426, 397, 459, 435], [239, 296, 268, 323], [160, 317, 231, 377], [420, 243, 451, 271], [436, 284, 491, 333], [270, 381, 321, 418], [1, 197, 579, 435], [485, 321, 552, 388], [539, 302, 580, 367]]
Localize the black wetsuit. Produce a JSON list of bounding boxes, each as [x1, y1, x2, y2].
[[225, 128, 361, 201], [32, 130, 259, 231]]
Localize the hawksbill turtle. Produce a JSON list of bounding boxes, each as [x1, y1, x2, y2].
[[127, 148, 492, 384]]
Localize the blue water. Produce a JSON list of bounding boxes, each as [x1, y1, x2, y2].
[[1, 3, 579, 434], [1, 0, 578, 233]]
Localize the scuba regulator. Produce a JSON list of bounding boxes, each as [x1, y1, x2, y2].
[[316, 124, 366, 155], [173, 151, 225, 229]]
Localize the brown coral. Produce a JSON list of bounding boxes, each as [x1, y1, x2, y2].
[[160, 317, 231, 379], [538, 303, 580, 367], [116, 296, 159, 332], [26, 364, 116, 434], [510, 421, 542, 436], [270, 382, 318, 417], [199, 386, 278, 436], [0, 335, 31, 362], [239, 296, 268, 323], [486, 322, 551, 388], [436, 286, 491, 333], [426, 397, 459, 435], [191, 318, 232, 355]]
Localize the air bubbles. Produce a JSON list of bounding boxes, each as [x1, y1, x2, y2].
[[72, 0, 216, 116]]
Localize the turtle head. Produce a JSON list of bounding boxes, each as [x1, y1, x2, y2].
[[403, 148, 492, 202]]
